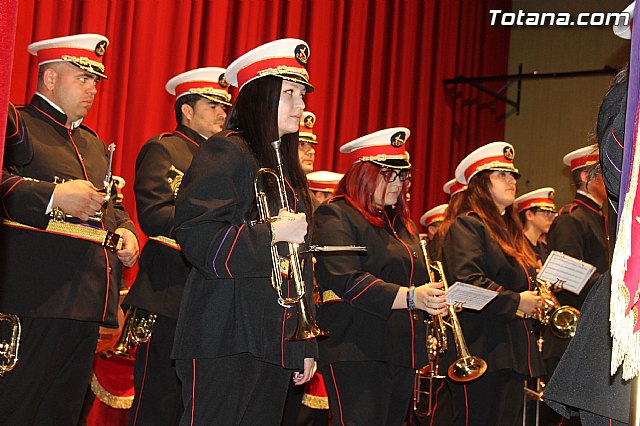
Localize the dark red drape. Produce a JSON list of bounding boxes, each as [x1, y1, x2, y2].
[[6, 0, 510, 281], [0, 0, 18, 172]]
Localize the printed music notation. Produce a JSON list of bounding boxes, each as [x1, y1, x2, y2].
[[445, 282, 498, 311], [537, 250, 596, 295]]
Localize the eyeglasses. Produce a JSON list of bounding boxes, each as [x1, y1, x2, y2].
[[380, 169, 411, 183], [533, 209, 557, 218]]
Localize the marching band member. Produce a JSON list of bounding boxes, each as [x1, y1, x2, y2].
[[307, 170, 343, 205], [544, 58, 631, 426], [171, 39, 317, 425], [124, 67, 231, 426], [440, 141, 544, 426], [313, 128, 448, 426], [514, 187, 557, 265], [420, 204, 447, 242], [542, 145, 610, 425], [428, 178, 468, 259], [0, 33, 139, 424], [298, 111, 317, 174]]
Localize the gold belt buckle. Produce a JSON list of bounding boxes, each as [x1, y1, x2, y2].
[[103, 231, 122, 252]]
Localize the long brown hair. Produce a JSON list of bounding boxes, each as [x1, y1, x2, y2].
[[460, 171, 537, 269], [334, 161, 414, 233]]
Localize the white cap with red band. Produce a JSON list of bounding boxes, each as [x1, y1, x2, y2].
[[455, 141, 519, 185], [614, 2, 634, 39], [165, 67, 232, 106], [420, 204, 448, 228], [299, 111, 317, 144], [443, 178, 467, 197], [28, 33, 109, 79], [562, 144, 599, 172], [307, 170, 343, 193], [514, 187, 557, 213], [339, 127, 411, 169], [225, 38, 313, 91]]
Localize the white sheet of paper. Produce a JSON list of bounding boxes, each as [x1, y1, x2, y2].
[[445, 282, 498, 311], [537, 250, 596, 295]]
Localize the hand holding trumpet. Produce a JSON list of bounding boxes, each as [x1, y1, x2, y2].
[[414, 282, 448, 315]]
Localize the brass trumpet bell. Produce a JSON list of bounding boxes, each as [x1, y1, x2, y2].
[[535, 279, 580, 339], [448, 356, 487, 382]]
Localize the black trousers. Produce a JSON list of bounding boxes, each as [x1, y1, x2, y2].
[[176, 353, 292, 425], [129, 314, 182, 426], [0, 317, 99, 426], [320, 361, 414, 426], [448, 369, 526, 426]]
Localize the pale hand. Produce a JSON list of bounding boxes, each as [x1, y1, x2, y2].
[[414, 281, 448, 315], [52, 180, 105, 221], [518, 290, 542, 316], [115, 228, 139, 267], [271, 209, 307, 244]]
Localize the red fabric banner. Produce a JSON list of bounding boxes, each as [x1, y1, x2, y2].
[[7, 0, 510, 284], [0, 0, 18, 172]]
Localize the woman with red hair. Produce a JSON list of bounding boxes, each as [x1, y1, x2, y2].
[[313, 128, 447, 426]]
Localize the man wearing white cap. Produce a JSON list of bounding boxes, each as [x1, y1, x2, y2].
[[543, 21, 631, 422], [514, 187, 557, 264], [298, 111, 317, 174], [420, 204, 447, 241], [307, 170, 342, 204], [0, 34, 139, 424], [543, 144, 610, 425], [123, 67, 231, 426], [171, 39, 317, 424]]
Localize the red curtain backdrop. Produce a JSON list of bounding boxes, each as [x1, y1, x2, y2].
[[0, 0, 18, 171], [6, 0, 510, 280]]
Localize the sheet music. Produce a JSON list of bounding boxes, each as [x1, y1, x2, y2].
[[445, 282, 498, 311], [537, 250, 596, 295]]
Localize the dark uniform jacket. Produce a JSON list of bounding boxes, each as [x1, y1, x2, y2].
[[172, 131, 317, 370], [547, 192, 609, 310], [313, 197, 429, 370], [124, 125, 203, 319], [441, 213, 544, 377], [0, 95, 136, 327]]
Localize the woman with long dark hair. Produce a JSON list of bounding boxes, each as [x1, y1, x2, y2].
[[313, 128, 448, 426], [171, 39, 317, 425], [440, 141, 545, 426]]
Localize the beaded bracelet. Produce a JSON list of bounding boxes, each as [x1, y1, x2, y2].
[[407, 285, 416, 310]]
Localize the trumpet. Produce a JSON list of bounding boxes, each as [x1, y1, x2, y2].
[[419, 241, 487, 382], [107, 307, 157, 358], [533, 278, 580, 339], [413, 241, 446, 415], [253, 140, 327, 341], [0, 313, 21, 376]]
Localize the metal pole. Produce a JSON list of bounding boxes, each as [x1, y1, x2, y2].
[[630, 375, 640, 426]]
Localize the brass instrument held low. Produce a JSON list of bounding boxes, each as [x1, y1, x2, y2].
[[534, 278, 580, 339], [0, 313, 21, 376], [108, 307, 157, 358], [253, 140, 327, 341], [420, 241, 487, 383]]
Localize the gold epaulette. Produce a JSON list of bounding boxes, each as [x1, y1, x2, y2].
[[322, 290, 342, 302], [148, 235, 181, 251]]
